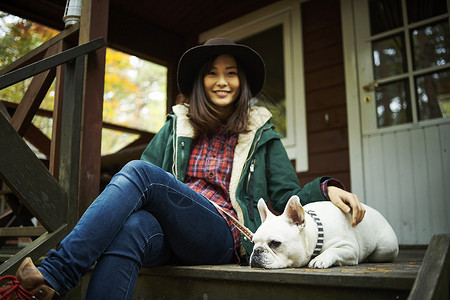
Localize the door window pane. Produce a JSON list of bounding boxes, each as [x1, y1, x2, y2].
[[411, 21, 450, 70], [375, 80, 412, 127], [416, 69, 450, 120], [239, 25, 286, 136], [407, 0, 447, 23], [369, 0, 403, 35], [372, 34, 407, 79]]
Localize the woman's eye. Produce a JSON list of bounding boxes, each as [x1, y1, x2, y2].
[[269, 240, 281, 249]]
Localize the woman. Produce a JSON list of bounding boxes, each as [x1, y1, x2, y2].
[[0, 38, 364, 300]]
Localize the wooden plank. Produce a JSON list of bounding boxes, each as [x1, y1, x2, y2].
[[408, 234, 450, 300], [307, 106, 348, 133], [304, 44, 344, 73], [1, 101, 52, 118], [306, 86, 346, 112], [382, 132, 401, 240], [10, 43, 57, 136], [59, 55, 85, 229], [131, 248, 423, 300], [77, 0, 109, 216], [101, 144, 148, 169], [439, 123, 450, 232], [424, 126, 446, 237], [0, 23, 79, 76], [102, 122, 155, 136], [0, 224, 68, 275], [308, 128, 349, 153], [0, 226, 46, 237], [0, 37, 106, 90], [119, 134, 155, 149], [305, 64, 345, 92], [395, 131, 417, 242], [49, 40, 69, 179], [410, 129, 432, 244], [363, 135, 388, 214], [3, 100, 152, 138], [0, 101, 11, 120], [0, 113, 67, 231], [307, 150, 349, 174], [23, 124, 51, 158], [303, 25, 343, 53]]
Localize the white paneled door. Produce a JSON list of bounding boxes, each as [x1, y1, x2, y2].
[[349, 0, 450, 244]]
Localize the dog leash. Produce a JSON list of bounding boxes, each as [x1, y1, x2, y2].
[[306, 210, 324, 259], [209, 201, 254, 241]]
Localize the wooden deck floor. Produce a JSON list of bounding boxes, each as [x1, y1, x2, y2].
[[130, 247, 427, 299], [0, 246, 428, 299]]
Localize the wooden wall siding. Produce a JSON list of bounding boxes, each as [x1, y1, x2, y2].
[[362, 123, 450, 245], [299, 0, 351, 189]]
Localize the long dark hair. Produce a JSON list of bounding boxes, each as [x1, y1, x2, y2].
[[178, 55, 253, 136]]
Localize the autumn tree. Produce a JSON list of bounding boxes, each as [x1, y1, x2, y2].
[[0, 12, 167, 155]]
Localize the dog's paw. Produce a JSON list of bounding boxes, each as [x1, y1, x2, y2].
[[308, 257, 333, 269]]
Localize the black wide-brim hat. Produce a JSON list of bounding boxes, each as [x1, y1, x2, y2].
[[177, 37, 265, 97]]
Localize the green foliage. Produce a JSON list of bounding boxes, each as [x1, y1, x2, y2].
[[0, 12, 58, 139], [102, 48, 167, 154]]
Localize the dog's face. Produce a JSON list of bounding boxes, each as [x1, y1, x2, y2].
[[250, 196, 310, 269]]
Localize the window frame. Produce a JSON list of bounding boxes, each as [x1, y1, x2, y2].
[[199, 0, 309, 172], [357, 0, 450, 135]]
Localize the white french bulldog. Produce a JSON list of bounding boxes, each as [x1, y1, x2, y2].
[[250, 195, 399, 269]]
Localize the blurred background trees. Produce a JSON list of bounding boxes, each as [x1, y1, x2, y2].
[[0, 11, 167, 155]]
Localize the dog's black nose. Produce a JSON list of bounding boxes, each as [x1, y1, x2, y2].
[[253, 246, 265, 255]]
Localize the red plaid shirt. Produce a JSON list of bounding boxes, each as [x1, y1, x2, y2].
[[185, 131, 240, 256]]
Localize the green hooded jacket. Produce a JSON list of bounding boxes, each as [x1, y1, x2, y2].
[[140, 104, 331, 262]]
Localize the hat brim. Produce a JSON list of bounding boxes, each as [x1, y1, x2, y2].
[[177, 43, 265, 97]]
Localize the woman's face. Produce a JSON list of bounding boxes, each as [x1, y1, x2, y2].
[[203, 54, 241, 110]]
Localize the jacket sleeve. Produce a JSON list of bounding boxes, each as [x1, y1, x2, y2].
[[140, 119, 173, 168], [266, 139, 329, 213]]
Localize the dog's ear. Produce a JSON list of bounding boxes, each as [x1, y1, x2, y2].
[[257, 198, 275, 223], [283, 196, 305, 227]]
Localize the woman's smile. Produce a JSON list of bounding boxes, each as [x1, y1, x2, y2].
[[203, 54, 241, 110]]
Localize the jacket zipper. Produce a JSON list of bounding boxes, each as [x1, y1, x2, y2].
[[246, 158, 255, 192], [242, 125, 274, 184]]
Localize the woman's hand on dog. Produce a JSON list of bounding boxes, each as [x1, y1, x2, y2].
[[327, 186, 366, 226]]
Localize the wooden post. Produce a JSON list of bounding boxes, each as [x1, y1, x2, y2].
[[77, 0, 109, 217], [49, 40, 69, 179]]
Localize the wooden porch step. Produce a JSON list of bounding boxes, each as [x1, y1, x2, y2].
[[67, 247, 426, 300]]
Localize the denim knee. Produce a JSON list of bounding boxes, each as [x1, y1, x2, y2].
[[121, 160, 153, 175]]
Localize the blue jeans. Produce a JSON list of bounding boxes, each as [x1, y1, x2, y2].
[[38, 160, 235, 299]]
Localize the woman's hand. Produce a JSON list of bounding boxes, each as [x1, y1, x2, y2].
[[327, 186, 365, 226]]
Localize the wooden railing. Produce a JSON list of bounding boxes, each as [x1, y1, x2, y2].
[[0, 23, 106, 274]]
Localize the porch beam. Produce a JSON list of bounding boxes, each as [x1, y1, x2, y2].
[[77, 0, 109, 216], [49, 40, 69, 178], [59, 55, 85, 229]]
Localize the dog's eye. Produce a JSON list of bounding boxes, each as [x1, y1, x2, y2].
[[269, 240, 281, 249]]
